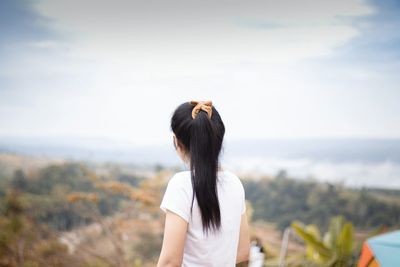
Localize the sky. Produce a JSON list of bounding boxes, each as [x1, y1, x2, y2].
[[1, 0, 399, 146]]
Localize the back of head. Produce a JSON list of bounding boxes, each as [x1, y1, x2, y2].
[[170, 101, 225, 235]]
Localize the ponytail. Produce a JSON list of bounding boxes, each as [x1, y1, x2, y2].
[[170, 101, 225, 235], [190, 110, 220, 234]]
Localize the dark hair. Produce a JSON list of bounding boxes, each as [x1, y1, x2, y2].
[[171, 101, 225, 235]]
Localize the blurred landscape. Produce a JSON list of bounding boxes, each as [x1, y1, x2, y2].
[[1, 138, 399, 266]]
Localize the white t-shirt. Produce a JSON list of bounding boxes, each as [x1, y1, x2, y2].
[[160, 170, 246, 267]]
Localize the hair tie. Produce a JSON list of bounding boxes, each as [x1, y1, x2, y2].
[[190, 100, 213, 119]]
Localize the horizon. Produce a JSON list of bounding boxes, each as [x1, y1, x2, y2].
[[1, 136, 400, 189]]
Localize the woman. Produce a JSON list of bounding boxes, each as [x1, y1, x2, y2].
[[157, 100, 250, 267]]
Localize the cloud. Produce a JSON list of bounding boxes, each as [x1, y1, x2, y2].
[[0, 0, 53, 43], [0, 0, 399, 144], [32, 0, 375, 73]]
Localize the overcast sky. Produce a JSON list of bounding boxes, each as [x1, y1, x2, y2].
[[0, 0, 399, 146]]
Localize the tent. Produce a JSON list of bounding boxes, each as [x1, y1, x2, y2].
[[358, 230, 400, 267]]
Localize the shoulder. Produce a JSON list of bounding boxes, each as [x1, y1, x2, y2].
[[167, 171, 192, 190], [223, 170, 245, 194], [160, 171, 192, 222], [223, 170, 243, 184]]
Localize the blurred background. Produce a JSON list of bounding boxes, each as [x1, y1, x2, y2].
[[0, 0, 399, 266]]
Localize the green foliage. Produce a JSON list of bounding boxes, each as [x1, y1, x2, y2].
[[243, 175, 400, 231], [1, 163, 144, 231], [290, 216, 356, 267], [0, 160, 154, 266], [0, 191, 78, 267]]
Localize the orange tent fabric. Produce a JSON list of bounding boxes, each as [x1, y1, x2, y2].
[[358, 242, 380, 267]]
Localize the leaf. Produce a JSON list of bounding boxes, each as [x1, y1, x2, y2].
[[323, 232, 332, 249], [291, 222, 333, 259], [321, 255, 339, 267], [306, 224, 322, 241], [337, 223, 353, 256], [328, 216, 345, 251]]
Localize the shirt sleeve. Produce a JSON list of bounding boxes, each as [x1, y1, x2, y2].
[[241, 180, 246, 215], [160, 174, 191, 223]]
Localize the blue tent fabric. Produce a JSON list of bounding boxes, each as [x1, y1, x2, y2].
[[367, 230, 400, 267]]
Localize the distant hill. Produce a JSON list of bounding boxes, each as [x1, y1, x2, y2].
[[1, 136, 400, 188], [224, 138, 400, 163], [0, 136, 176, 165], [1, 136, 400, 164]]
